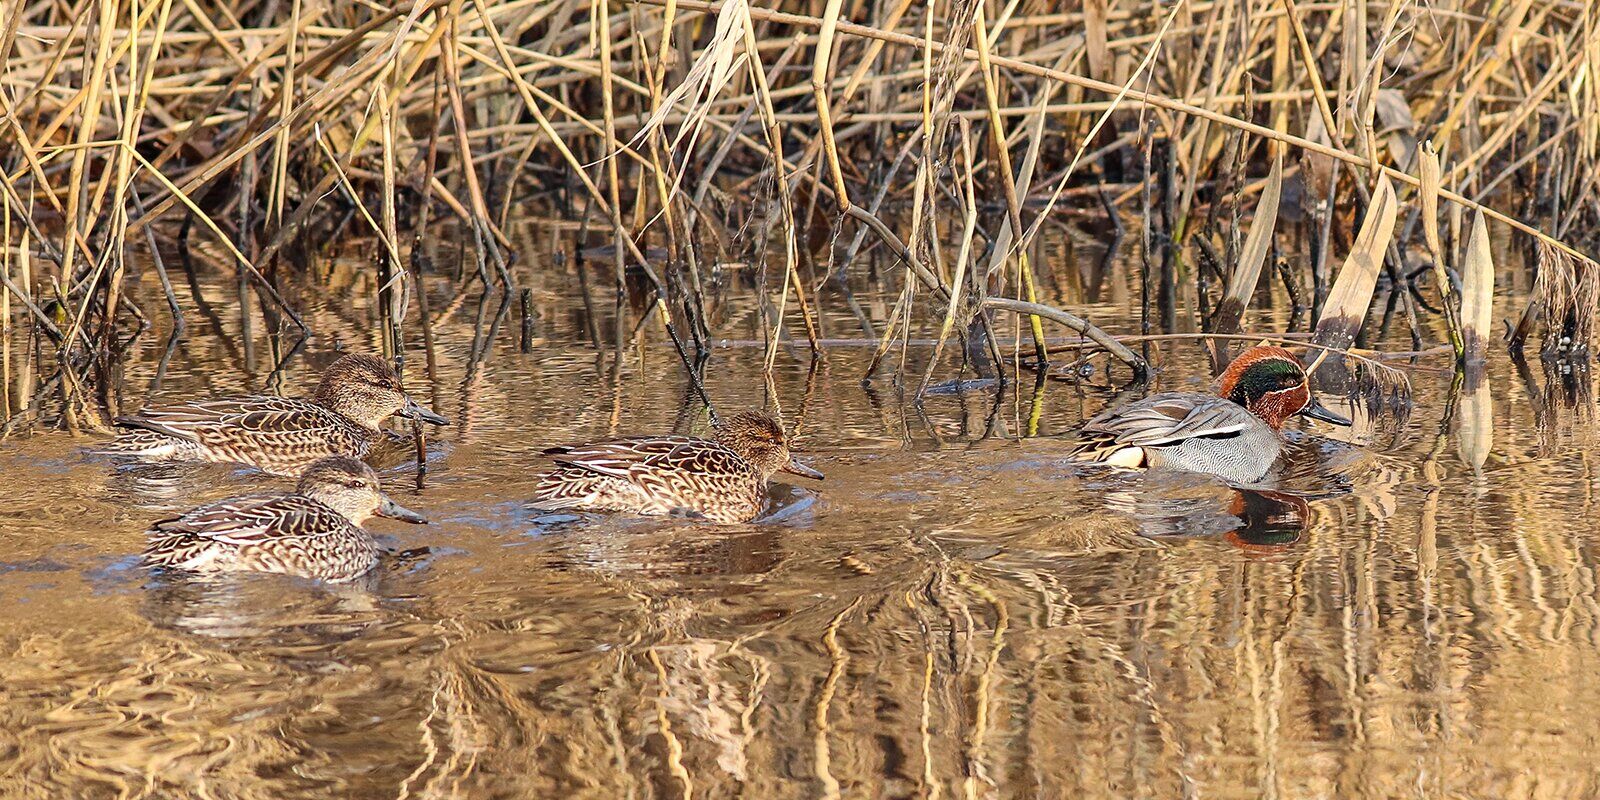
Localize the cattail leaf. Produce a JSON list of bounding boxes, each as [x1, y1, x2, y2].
[[1314, 174, 1397, 352], [1299, 102, 1335, 203], [1084, 0, 1109, 81], [1374, 89, 1417, 168], [1417, 142, 1443, 260], [1460, 209, 1494, 361], [1418, 141, 1467, 359]]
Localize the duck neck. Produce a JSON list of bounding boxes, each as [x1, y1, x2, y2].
[[720, 438, 783, 479], [1245, 385, 1309, 431], [312, 392, 384, 430], [303, 491, 372, 524]]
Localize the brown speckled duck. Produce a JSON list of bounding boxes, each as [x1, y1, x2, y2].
[[109, 354, 448, 476], [142, 457, 427, 583], [527, 411, 824, 523], [1068, 345, 1351, 484]]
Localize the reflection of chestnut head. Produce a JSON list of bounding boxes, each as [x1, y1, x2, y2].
[[1223, 489, 1312, 550]]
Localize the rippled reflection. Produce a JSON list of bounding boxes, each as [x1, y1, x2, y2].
[[3, 224, 1600, 799]]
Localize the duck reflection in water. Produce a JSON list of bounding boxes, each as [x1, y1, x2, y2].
[[1222, 489, 1312, 550], [1097, 475, 1323, 550]]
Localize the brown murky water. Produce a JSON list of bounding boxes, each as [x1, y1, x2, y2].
[[3, 219, 1598, 798]]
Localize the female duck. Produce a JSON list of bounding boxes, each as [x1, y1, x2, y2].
[[1069, 345, 1350, 484], [111, 353, 448, 476], [143, 457, 427, 583], [528, 410, 824, 523]]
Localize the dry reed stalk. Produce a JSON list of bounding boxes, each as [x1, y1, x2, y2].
[[1526, 242, 1600, 358], [1313, 175, 1397, 354], [917, 116, 979, 398], [1212, 152, 1283, 335], [971, 3, 1046, 367], [980, 297, 1147, 379], [595, 0, 629, 340], [733, 12, 821, 367], [2, 206, 9, 418], [661, 0, 1589, 260], [811, 0, 850, 211], [1, 0, 1598, 422]]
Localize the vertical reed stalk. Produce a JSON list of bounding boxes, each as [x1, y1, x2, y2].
[[972, 4, 1046, 367]]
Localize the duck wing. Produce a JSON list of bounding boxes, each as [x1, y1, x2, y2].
[[544, 436, 751, 480], [1073, 393, 1255, 462], [115, 397, 363, 473], [148, 494, 347, 546], [116, 396, 333, 442], [1086, 393, 1255, 446]]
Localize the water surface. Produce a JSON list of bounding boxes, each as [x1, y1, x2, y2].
[[2, 221, 1596, 798]]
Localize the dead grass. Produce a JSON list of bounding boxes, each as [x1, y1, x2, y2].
[[1, 0, 1598, 426]]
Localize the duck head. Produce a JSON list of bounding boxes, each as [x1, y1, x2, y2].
[[714, 411, 825, 481], [297, 456, 428, 525], [312, 354, 450, 429], [1217, 345, 1352, 430]]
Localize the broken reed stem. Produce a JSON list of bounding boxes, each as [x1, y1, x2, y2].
[[981, 297, 1148, 380], [596, 0, 628, 339]]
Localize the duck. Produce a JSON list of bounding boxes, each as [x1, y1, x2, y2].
[[527, 410, 824, 523], [1068, 345, 1351, 484], [109, 353, 449, 476], [142, 456, 428, 583]]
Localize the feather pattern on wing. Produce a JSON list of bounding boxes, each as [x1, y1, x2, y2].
[[1069, 391, 1285, 483], [1079, 393, 1255, 448], [144, 494, 378, 582], [532, 436, 765, 523], [111, 396, 373, 475]]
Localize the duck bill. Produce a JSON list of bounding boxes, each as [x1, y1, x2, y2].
[[400, 396, 450, 426], [376, 494, 429, 524], [781, 457, 825, 481], [1299, 398, 1353, 426]]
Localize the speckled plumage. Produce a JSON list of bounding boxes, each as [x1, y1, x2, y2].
[[1068, 346, 1350, 484], [527, 411, 823, 524], [144, 493, 381, 582], [109, 354, 447, 476], [142, 457, 427, 583]]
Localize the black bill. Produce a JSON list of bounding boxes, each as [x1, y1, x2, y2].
[[781, 457, 825, 480], [376, 494, 429, 524], [401, 396, 450, 426], [1300, 398, 1353, 426]]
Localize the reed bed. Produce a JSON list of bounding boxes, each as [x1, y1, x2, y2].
[[1, 0, 1598, 427]]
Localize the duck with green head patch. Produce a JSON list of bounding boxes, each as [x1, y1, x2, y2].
[[1068, 345, 1351, 484]]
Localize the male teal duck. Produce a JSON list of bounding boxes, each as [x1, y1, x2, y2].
[[1068, 345, 1351, 484], [142, 456, 427, 583], [527, 410, 824, 523], [110, 353, 448, 476]]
